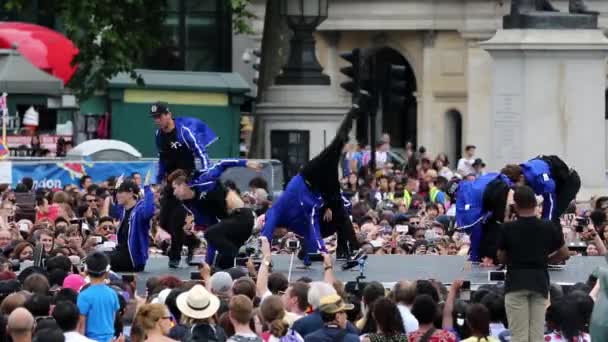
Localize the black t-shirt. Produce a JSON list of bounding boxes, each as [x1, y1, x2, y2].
[[498, 216, 564, 297], [159, 127, 195, 176], [193, 182, 228, 221], [117, 207, 133, 249]]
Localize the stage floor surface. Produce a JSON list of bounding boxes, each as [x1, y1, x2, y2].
[[129, 255, 607, 293]]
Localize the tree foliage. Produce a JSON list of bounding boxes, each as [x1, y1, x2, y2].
[[5, 0, 256, 100]]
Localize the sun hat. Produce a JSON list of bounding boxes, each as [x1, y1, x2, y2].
[[176, 284, 220, 320], [319, 294, 354, 314]]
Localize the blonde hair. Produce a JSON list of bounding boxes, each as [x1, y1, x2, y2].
[[134, 303, 168, 331]]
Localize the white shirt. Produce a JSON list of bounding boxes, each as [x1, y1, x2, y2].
[[457, 158, 475, 176], [489, 323, 506, 338], [397, 303, 419, 334], [64, 331, 96, 342], [438, 167, 454, 180]]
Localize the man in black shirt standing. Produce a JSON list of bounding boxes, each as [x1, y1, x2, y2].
[[497, 185, 569, 342], [151, 101, 218, 268]]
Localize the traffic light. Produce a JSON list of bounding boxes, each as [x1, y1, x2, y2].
[[386, 64, 407, 109], [340, 48, 361, 100]]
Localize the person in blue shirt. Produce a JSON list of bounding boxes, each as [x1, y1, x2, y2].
[[261, 104, 362, 264], [78, 252, 120, 342], [170, 159, 261, 269], [151, 101, 218, 269], [502, 155, 581, 225], [107, 179, 155, 272]]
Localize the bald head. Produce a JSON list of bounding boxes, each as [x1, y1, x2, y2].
[[7, 307, 34, 336]]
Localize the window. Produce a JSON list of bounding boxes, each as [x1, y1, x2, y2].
[[144, 0, 231, 72], [271, 130, 310, 182]]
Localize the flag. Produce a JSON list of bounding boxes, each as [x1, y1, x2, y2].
[[0, 93, 7, 117], [0, 142, 8, 158]]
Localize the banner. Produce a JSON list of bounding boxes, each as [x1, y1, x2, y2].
[[11, 161, 158, 189]]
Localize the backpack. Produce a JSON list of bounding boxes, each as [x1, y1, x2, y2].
[[456, 173, 500, 231]]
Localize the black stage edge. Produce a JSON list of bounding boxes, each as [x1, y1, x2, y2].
[[130, 255, 607, 293]]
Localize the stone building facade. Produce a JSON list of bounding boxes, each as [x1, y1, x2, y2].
[[248, 0, 608, 181]]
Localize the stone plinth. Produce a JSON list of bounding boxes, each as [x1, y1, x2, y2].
[[480, 29, 608, 191], [503, 12, 598, 29], [255, 85, 350, 159]]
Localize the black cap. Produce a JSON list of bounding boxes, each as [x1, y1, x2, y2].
[[473, 158, 486, 167], [150, 101, 170, 117], [116, 180, 140, 195]]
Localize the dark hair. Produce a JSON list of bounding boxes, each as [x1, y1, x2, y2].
[[24, 273, 50, 295], [165, 288, 187, 322], [52, 300, 79, 332], [98, 216, 114, 226], [552, 296, 586, 342], [290, 281, 310, 313], [48, 269, 68, 288], [33, 328, 65, 342], [362, 281, 385, 305], [45, 256, 72, 273], [249, 177, 268, 191], [24, 294, 52, 317], [20, 177, 33, 191], [514, 186, 536, 210], [590, 209, 606, 227], [54, 217, 69, 227], [372, 298, 405, 336], [415, 280, 440, 303], [167, 169, 188, 185], [411, 294, 438, 325], [480, 293, 505, 324], [85, 252, 109, 277], [53, 289, 78, 305], [501, 164, 522, 183], [466, 303, 491, 338], [232, 278, 256, 300], [36, 195, 47, 207], [79, 176, 91, 188], [268, 273, 288, 295], [465, 145, 476, 151]]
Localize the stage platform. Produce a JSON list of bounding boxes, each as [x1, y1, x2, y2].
[[130, 255, 608, 293]]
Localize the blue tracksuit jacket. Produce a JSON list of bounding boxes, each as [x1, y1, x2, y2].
[[116, 186, 155, 269], [520, 158, 556, 220], [155, 117, 218, 183]]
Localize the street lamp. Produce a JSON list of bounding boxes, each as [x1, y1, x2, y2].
[[275, 0, 330, 85]]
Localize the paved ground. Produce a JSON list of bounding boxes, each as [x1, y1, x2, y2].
[[128, 255, 607, 293]]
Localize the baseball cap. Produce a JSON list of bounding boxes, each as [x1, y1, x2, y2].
[[319, 294, 354, 314], [473, 158, 486, 167], [210, 271, 232, 294], [63, 274, 85, 292], [150, 101, 170, 117]]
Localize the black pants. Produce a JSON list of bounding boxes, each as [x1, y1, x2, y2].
[[300, 108, 359, 255], [160, 184, 188, 262], [205, 208, 254, 269], [554, 170, 581, 226], [108, 248, 141, 272]]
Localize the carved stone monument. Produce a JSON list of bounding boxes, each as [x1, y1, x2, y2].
[[483, 1, 608, 195], [504, 0, 598, 29]]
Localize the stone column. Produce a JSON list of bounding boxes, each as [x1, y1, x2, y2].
[[461, 31, 496, 166], [481, 29, 608, 192], [419, 30, 437, 151]]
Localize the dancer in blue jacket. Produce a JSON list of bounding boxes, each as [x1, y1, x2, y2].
[[502, 155, 580, 225], [109, 179, 155, 272], [260, 104, 362, 264], [151, 101, 218, 268], [455, 173, 513, 263], [170, 159, 261, 269]]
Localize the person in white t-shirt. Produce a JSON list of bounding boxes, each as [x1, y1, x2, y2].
[[392, 280, 419, 334], [457, 145, 477, 176]]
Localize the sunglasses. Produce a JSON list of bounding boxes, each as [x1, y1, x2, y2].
[[100, 225, 113, 231], [86, 199, 96, 203]]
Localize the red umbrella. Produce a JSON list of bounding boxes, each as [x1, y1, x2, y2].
[[0, 22, 79, 85]]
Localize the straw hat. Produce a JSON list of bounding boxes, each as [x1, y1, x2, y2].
[[176, 285, 220, 320]]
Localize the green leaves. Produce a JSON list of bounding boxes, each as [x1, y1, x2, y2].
[[3, 0, 257, 100], [231, 0, 256, 35]]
